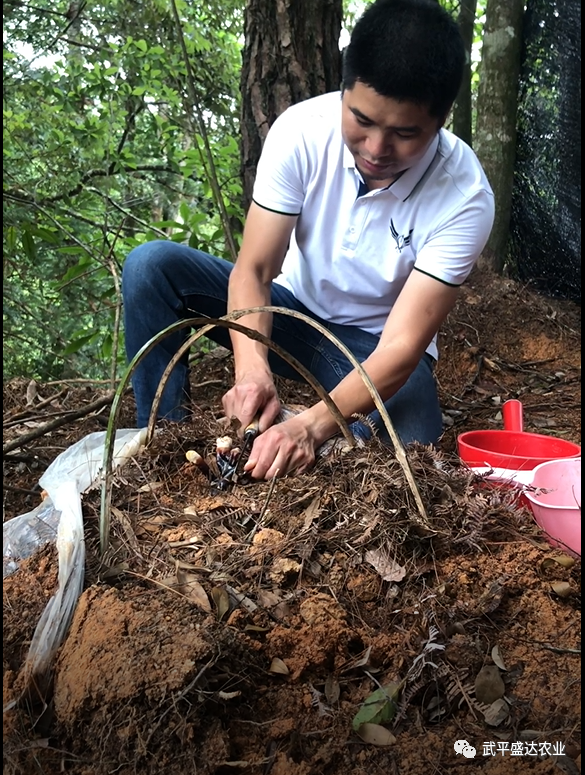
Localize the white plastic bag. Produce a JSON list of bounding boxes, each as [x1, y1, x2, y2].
[[3, 427, 148, 688]]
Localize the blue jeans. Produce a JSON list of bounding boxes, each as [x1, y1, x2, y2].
[[121, 240, 443, 445]]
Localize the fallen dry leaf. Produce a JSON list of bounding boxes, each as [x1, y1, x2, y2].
[[483, 698, 510, 727], [269, 658, 289, 675], [137, 481, 164, 493], [550, 581, 572, 598], [176, 568, 211, 612], [211, 587, 230, 620], [355, 723, 396, 746], [301, 496, 322, 532], [491, 645, 507, 671], [365, 548, 406, 582]]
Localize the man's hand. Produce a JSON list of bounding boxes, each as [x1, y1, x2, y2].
[[221, 371, 281, 436], [243, 413, 318, 480]]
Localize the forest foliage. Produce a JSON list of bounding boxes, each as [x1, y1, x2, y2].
[[4, 0, 246, 381]]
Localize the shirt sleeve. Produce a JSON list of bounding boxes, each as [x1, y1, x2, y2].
[[252, 107, 308, 215], [413, 188, 495, 285]]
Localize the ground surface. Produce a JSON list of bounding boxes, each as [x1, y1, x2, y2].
[[3, 268, 581, 775]]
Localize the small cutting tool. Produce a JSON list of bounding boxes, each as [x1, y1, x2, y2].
[[213, 415, 261, 490]]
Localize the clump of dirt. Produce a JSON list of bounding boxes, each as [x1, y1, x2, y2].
[[54, 586, 213, 718], [51, 585, 271, 774], [3, 269, 581, 775]]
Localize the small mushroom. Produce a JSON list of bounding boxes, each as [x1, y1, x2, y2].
[[185, 449, 212, 479], [216, 436, 233, 454], [474, 665, 505, 705]]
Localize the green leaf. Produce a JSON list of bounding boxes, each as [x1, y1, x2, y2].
[[57, 258, 93, 286], [6, 225, 17, 252], [32, 227, 60, 244], [187, 212, 207, 228], [179, 202, 191, 223], [101, 333, 113, 360], [352, 682, 401, 732], [61, 333, 96, 356], [21, 230, 37, 262], [188, 231, 199, 249], [3, 0, 246, 382], [150, 219, 185, 229]]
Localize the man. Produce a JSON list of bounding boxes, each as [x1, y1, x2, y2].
[[122, 0, 494, 480]]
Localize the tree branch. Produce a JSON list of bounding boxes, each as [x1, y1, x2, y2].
[[84, 189, 169, 237], [4, 165, 179, 207], [3, 392, 120, 456], [61, 36, 108, 52], [115, 103, 146, 158], [169, 0, 238, 262], [26, 0, 88, 68]]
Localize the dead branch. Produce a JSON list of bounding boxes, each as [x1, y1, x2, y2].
[[3, 392, 117, 456], [3, 388, 69, 425]]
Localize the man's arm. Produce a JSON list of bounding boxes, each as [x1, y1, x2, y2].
[[302, 269, 459, 438], [222, 202, 297, 432], [244, 269, 460, 479]]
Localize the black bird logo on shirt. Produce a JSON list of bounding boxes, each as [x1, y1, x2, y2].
[[390, 219, 413, 253]]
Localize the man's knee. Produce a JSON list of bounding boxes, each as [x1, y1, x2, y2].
[[123, 241, 169, 284]]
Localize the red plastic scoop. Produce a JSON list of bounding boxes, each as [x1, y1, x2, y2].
[[457, 400, 581, 471]]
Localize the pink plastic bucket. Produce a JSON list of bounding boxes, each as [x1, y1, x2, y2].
[[524, 458, 581, 556]]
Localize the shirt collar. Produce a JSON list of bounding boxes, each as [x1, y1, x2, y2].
[[343, 132, 441, 200]]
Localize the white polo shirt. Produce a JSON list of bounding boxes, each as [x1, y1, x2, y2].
[[252, 91, 494, 360]]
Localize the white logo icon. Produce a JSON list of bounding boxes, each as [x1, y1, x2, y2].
[[454, 740, 476, 758]]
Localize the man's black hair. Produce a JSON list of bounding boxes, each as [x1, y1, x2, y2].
[[342, 0, 466, 119]]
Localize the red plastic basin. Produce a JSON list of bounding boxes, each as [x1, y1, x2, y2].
[[457, 429, 581, 472]]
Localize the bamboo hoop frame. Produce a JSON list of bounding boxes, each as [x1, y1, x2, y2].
[[100, 306, 431, 556], [146, 317, 355, 448]]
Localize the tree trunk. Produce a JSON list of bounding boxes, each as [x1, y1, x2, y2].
[[240, 0, 343, 211], [474, 0, 524, 273], [452, 0, 478, 147]]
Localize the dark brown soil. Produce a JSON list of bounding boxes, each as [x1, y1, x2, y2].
[[3, 268, 581, 775]]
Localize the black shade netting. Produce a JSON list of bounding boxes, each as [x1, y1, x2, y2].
[[508, 0, 581, 304]]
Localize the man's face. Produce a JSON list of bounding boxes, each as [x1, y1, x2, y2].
[[341, 81, 444, 189]]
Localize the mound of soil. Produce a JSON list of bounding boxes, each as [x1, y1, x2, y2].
[[3, 269, 581, 775]]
